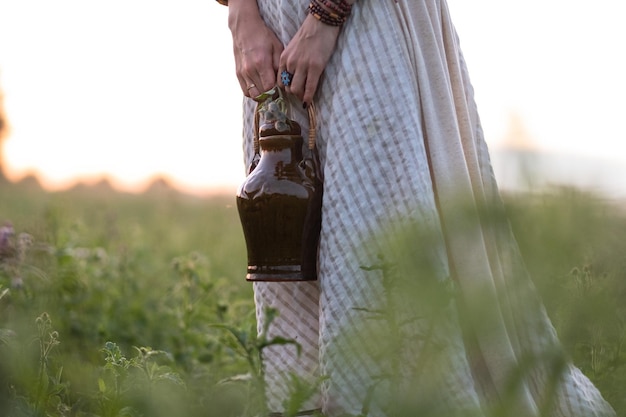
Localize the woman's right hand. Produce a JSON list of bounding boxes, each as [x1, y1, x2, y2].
[[227, 0, 283, 98]]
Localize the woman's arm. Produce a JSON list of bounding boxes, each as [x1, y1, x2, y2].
[[227, 0, 283, 97], [278, 0, 354, 106]]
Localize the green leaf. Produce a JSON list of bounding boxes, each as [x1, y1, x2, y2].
[[218, 373, 253, 385], [98, 378, 107, 393], [210, 323, 250, 349], [259, 336, 301, 356]]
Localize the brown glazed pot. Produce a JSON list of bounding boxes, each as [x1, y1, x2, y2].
[[236, 92, 322, 281]]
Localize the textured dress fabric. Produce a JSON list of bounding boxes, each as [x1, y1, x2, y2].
[[238, 1, 616, 416]]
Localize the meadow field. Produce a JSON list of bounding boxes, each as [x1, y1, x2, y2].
[[0, 178, 624, 416]]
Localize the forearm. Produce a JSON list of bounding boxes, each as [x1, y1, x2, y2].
[[226, 0, 263, 33], [221, 0, 284, 96]]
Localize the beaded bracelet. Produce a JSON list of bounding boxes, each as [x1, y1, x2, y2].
[[317, 0, 352, 16], [309, 0, 352, 26], [309, 3, 345, 26], [216, 0, 354, 25]]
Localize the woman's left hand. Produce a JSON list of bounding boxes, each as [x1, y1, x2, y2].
[[278, 15, 341, 105]]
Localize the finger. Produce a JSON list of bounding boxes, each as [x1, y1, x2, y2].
[[302, 68, 322, 107], [288, 70, 307, 102], [275, 70, 283, 90], [272, 42, 283, 84], [245, 81, 261, 98], [238, 77, 258, 98], [258, 68, 277, 93], [240, 63, 265, 97], [236, 61, 259, 97], [234, 51, 245, 89], [254, 45, 283, 93]]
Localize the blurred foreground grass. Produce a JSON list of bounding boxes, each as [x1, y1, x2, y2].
[[0, 179, 624, 416]]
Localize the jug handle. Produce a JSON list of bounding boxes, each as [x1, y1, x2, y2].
[[307, 103, 317, 151], [253, 106, 261, 156]]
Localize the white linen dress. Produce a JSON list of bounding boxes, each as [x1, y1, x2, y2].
[[238, 1, 617, 416]]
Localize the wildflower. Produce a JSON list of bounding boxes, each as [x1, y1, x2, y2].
[[0, 223, 34, 289], [0, 221, 15, 261]]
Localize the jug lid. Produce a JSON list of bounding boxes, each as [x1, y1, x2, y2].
[[255, 88, 301, 138]]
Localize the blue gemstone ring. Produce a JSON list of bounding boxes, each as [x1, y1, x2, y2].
[[281, 70, 293, 87]]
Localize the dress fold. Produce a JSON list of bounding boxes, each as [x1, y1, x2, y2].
[[241, 1, 616, 415]]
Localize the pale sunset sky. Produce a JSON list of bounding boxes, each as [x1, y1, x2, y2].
[[0, 0, 624, 196]]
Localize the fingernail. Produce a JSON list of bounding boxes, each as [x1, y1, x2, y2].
[[303, 102, 308, 109]]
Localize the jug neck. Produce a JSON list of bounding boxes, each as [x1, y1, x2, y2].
[[259, 135, 303, 162]]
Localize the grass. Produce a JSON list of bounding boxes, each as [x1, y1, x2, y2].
[[0, 179, 624, 416]]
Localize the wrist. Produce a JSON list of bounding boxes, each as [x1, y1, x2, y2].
[[308, 0, 352, 27], [303, 13, 341, 35]]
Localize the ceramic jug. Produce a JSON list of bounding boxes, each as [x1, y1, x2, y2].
[[236, 89, 322, 281]]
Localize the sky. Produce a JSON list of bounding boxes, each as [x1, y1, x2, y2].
[[0, 0, 624, 196]]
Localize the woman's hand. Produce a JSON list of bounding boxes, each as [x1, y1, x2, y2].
[[279, 15, 341, 105], [228, 0, 283, 98]]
